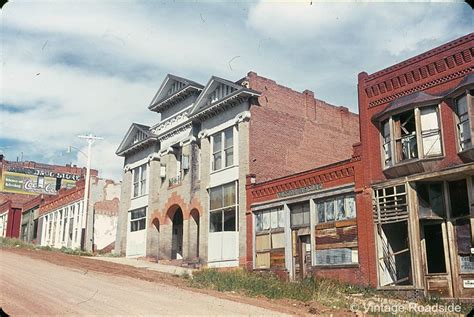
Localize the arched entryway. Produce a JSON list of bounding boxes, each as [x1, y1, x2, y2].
[[152, 218, 160, 260], [189, 209, 200, 259], [171, 208, 183, 259]]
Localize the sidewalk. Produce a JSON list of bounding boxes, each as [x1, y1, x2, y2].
[[89, 256, 195, 277]]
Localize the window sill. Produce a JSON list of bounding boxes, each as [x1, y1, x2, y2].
[[131, 194, 148, 200], [458, 147, 474, 161], [210, 164, 238, 175], [313, 263, 359, 269]]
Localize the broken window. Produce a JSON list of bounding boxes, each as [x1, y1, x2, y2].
[[420, 106, 442, 156], [374, 184, 413, 286], [417, 182, 445, 219], [393, 110, 418, 162], [454, 94, 472, 151], [381, 120, 393, 167], [316, 195, 356, 223]]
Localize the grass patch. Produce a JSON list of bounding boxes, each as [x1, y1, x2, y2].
[[189, 268, 374, 306], [0, 237, 92, 256]]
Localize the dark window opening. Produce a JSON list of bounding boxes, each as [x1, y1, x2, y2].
[[417, 182, 445, 219], [393, 110, 418, 162], [424, 223, 446, 274], [448, 179, 469, 218]]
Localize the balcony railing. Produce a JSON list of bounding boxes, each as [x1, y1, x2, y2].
[[169, 175, 182, 187]]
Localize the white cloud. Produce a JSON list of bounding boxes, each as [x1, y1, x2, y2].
[[0, 0, 471, 181]]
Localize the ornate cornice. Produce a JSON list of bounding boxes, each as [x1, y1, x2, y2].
[[152, 111, 190, 135], [157, 122, 192, 142], [249, 161, 355, 200], [191, 94, 250, 122], [368, 66, 472, 108]]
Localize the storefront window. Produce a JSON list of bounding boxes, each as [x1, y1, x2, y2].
[[289, 202, 310, 227], [130, 207, 146, 232], [209, 182, 238, 232], [316, 195, 356, 224]]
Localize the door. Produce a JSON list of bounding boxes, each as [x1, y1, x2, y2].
[[292, 232, 311, 280], [171, 209, 183, 259], [421, 221, 453, 297]]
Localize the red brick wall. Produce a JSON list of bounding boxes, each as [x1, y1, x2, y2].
[[357, 33, 473, 186], [246, 72, 360, 182], [355, 33, 473, 288]]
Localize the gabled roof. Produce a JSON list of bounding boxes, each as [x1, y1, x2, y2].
[[116, 123, 157, 156], [148, 74, 204, 113], [190, 76, 260, 120]]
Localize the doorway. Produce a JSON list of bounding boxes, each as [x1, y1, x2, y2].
[[171, 208, 183, 260]]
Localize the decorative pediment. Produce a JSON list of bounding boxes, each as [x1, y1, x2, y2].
[[116, 123, 157, 156], [190, 76, 260, 121], [148, 74, 204, 113]]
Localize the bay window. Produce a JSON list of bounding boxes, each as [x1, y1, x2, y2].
[[209, 182, 238, 232], [212, 127, 234, 171], [454, 94, 472, 151]]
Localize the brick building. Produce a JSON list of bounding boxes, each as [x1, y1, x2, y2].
[[246, 150, 365, 283], [357, 33, 473, 299], [37, 176, 121, 252], [0, 155, 91, 239], [115, 72, 359, 268]]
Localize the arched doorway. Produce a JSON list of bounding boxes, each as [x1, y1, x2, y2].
[[171, 208, 183, 259], [152, 218, 160, 260], [190, 209, 200, 259]]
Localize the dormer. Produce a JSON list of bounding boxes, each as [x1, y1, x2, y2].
[[116, 123, 157, 157], [148, 74, 204, 120], [190, 76, 260, 121]]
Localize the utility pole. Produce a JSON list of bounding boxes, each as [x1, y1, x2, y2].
[[77, 134, 103, 251]]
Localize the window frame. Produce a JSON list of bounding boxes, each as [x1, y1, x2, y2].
[[129, 207, 147, 232], [209, 181, 238, 232], [380, 104, 444, 169], [453, 92, 472, 152], [316, 194, 357, 224], [132, 164, 148, 198], [211, 127, 235, 172]]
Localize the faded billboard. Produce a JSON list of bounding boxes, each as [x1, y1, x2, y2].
[[0, 172, 76, 195]]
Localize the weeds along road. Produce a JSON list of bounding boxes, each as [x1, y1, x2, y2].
[[0, 249, 288, 316]]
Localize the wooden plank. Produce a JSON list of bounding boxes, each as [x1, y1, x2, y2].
[[270, 249, 286, 269], [335, 219, 357, 228], [315, 241, 358, 250]]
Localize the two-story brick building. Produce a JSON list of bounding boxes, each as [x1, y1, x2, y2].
[[115, 72, 360, 268], [357, 33, 473, 299]]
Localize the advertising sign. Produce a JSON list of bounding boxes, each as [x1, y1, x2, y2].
[[1, 172, 76, 195]]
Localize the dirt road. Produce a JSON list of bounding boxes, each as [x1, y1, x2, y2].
[[0, 250, 288, 316]]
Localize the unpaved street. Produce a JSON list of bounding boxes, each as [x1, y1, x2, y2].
[[0, 250, 287, 316]]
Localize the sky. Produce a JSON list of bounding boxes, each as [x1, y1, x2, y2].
[[1, 0, 472, 181]]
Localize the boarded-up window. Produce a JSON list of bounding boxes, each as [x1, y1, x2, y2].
[[254, 207, 285, 270]]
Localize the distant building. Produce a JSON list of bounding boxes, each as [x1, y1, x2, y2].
[[37, 176, 121, 253], [0, 155, 94, 239], [115, 72, 359, 268]]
